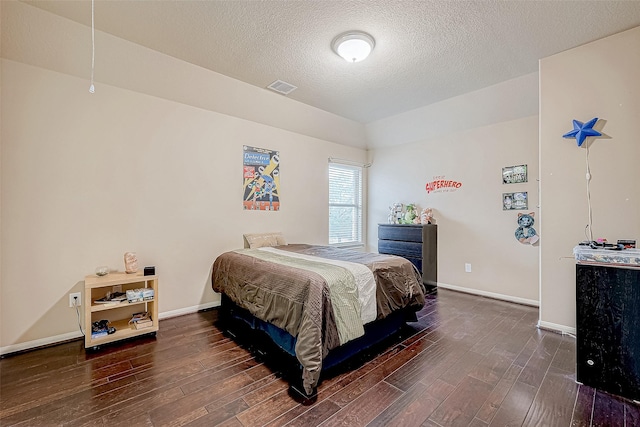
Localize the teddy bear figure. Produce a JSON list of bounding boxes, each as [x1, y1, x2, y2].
[[420, 208, 433, 224], [515, 212, 539, 245]]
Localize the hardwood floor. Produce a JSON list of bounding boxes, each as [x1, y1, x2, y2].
[[1, 289, 638, 426]]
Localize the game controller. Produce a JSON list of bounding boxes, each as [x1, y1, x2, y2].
[[92, 319, 116, 334]]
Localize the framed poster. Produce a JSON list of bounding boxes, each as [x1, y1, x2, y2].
[[243, 146, 280, 211], [503, 192, 528, 210], [502, 164, 527, 184]]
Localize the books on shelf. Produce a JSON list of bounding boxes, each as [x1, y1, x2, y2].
[[94, 288, 154, 305], [91, 331, 108, 339], [94, 291, 127, 304], [126, 288, 154, 303], [134, 319, 153, 330], [129, 311, 150, 323], [129, 311, 153, 329]]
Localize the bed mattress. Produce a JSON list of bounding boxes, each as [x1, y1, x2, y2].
[[211, 244, 426, 394]]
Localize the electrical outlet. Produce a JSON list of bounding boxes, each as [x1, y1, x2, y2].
[[69, 292, 82, 307], [465, 263, 472, 273], [112, 284, 122, 293]]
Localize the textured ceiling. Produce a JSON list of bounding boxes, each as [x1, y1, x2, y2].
[[24, 0, 640, 124]]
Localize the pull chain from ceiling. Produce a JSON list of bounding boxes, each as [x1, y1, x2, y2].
[[89, 0, 95, 93]]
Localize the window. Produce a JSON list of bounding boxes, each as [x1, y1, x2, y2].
[[329, 163, 363, 246]]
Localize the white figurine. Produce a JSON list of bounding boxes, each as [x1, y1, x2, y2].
[[124, 252, 138, 274]]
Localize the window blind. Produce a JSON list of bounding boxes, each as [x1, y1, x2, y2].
[[329, 163, 363, 245]]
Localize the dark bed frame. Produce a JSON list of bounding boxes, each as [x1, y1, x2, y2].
[[218, 294, 418, 402]]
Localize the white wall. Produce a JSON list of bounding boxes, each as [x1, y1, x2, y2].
[[539, 26, 640, 332], [1, 1, 366, 150], [367, 111, 540, 304], [0, 3, 366, 353], [0, 1, 3, 338], [365, 73, 539, 149]]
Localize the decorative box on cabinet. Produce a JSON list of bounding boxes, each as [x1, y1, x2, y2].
[[84, 271, 159, 350], [576, 263, 640, 401], [378, 224, 437, 288]]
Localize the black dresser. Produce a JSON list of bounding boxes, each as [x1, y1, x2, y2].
[[576, 263, 640, 401], [377, 224, 437, 289]]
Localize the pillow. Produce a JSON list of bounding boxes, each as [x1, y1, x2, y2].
[[243, 232, 288, 249]]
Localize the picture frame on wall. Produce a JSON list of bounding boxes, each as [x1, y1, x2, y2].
[[502, 164, 527, 184], [503, 192, 528, 210]]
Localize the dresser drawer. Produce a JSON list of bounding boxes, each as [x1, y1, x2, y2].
[[378, 225, 423, 242], [378, 240, 422, 259], [403, 257, 422, 274]]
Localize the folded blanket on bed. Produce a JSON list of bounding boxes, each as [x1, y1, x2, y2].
[[258, 246, 377, 325], [278, 245, 425, 319]]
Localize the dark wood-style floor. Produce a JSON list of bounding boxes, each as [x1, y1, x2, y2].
[[1, 289, 638, 426]]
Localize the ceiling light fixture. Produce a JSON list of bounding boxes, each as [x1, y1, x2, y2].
[[331, 31, 375, 63]]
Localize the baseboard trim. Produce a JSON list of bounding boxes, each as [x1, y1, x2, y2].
[[158, 301, 220, 320], [537, 320, 576, 336], [0, 331, 84, 357], [1, 301, 222, 357], [437, 282, 539, 307]]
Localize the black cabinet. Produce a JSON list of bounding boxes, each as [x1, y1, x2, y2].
[[576, 263, 640, 400], [378, 224, 437, 288]]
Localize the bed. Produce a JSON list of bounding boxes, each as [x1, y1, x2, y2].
[[211, 236, 427, 397]]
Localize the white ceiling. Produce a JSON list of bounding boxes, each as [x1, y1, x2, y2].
[[24, 0, 640, 124]]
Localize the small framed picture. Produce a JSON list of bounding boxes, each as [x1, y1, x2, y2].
[[503, 192, 528, 210], [502, 164, 527, 184]]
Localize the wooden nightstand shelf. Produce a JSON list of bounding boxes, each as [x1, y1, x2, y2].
[[84, 271, 159, 349]]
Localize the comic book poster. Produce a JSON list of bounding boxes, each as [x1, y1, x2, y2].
[[243, 146, 280, 211]]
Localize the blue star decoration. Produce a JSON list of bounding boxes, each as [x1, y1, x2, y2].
[[562, 117, 602, 147]]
